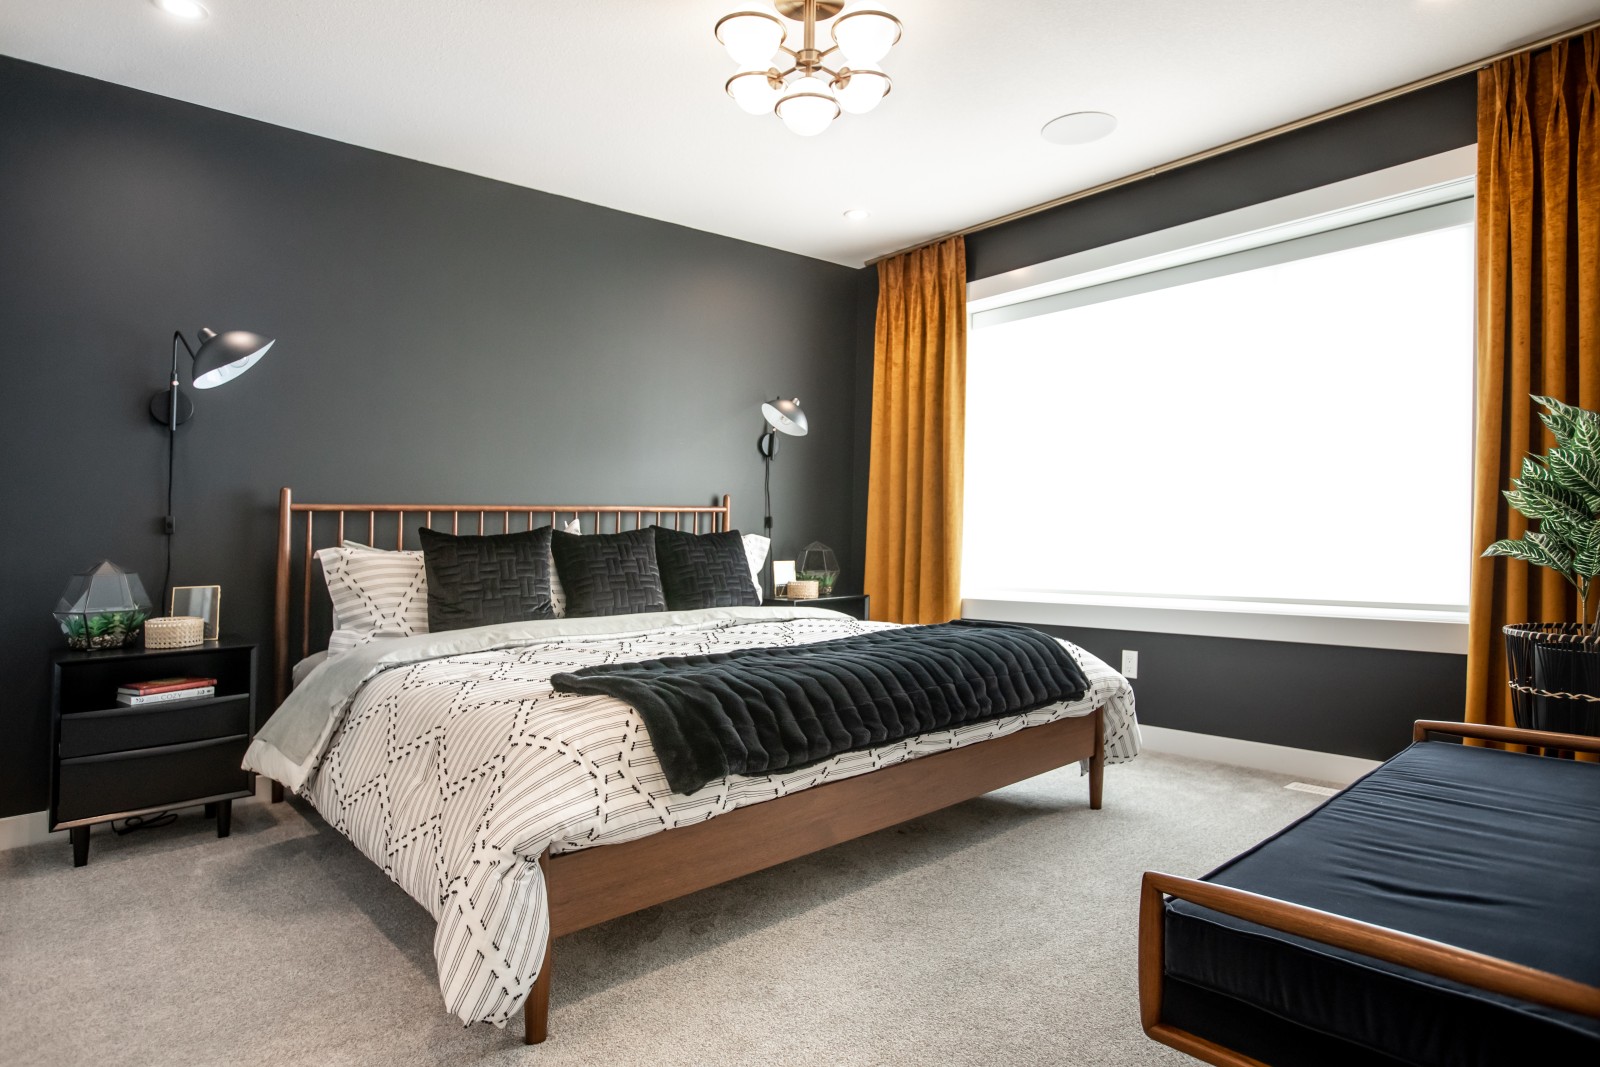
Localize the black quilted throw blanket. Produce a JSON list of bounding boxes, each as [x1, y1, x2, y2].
[[550, 620, 1089, 795]]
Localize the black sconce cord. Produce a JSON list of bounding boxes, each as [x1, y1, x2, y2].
[[761, 429, 777, 598], [161, 330, 194, 612], [163, 416, 175, 612]]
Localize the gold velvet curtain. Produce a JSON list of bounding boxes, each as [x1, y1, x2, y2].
[[865, 236, 967, 623], [1466, 30, 1600, 729]]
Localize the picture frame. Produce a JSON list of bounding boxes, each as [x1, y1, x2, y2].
[[170, 585, 221, 640], [773, 560, 796, 599]]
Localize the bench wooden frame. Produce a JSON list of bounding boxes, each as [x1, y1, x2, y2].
[[266, 488, 1106, 1045]]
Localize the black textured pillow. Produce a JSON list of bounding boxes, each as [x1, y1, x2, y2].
[[652, 526, 761, 610], [550, 528, 667, 617], [417, 525, 555, 632]]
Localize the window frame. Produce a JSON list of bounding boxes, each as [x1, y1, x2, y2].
[[960, 147, 1476, 654]]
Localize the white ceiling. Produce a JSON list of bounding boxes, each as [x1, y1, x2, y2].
[[1, 1, 1594, 267]]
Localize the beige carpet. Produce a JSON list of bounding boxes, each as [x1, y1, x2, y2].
[[0, 753, 1324, 1067]]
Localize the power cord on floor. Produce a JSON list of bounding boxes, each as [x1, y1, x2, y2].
[[111, 811, 177, 835]]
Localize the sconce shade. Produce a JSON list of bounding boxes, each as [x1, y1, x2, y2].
[[762, 396, 808, 436], [191, 328, 274, 389]]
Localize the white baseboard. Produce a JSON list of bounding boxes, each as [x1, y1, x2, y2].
[[0, 776, 281, 853], [0, 809, 52, 851], [1139, 725, 1381, 786]]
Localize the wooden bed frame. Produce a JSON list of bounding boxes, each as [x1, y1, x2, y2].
[[1138, 720, 1600, 1067], [267, 488, 1106, 1045]]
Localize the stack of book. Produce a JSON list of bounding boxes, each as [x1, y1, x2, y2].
[[116, 676, 217, 706]]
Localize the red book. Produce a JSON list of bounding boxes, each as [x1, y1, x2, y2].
[[116, 676, 217, 696]]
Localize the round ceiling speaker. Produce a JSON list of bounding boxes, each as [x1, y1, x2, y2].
[[1040, 111, 1118, 146]]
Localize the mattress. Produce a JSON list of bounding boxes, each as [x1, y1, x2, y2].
[[291, 650, 328, 688], [246, 608, 1139, 1027], [1163, 742, 1600, 1066]]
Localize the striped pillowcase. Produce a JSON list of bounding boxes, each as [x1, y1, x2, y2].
[[319, 518, 632, 656], [549, 518, 583, 616], [742, 533, 770, 601], [317, 541, 429, 652]]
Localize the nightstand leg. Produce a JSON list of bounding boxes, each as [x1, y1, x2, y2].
[[70, 826, 90, 868], [216, 800, 232, 838]]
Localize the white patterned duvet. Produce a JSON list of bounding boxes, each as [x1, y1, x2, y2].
[[247, 609, 1139, 1026]]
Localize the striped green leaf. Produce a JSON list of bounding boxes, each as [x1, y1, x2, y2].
[[1516, 459, 1592, 511], [1575, 537, 1600, 579], [1483, 534, 1574, 573], [1503, 483, 1591, 524], [1573, 408, 1600, 460], [1572, 520, 1600, 579], [1527, 531, 1577, 572], [1535, 395, 1600, 448], [1548, 446, 1600, 504], [1540, 516, 1589, 557]]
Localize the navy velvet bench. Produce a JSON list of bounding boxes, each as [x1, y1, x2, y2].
[[1139, 720, 1600, 1067]]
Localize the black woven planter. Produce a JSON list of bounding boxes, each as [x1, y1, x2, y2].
[[1504, 622, 1600, 737]]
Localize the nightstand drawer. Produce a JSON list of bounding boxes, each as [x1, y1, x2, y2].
[[55, 735, 251, 826], [59, 695, 250, 759]]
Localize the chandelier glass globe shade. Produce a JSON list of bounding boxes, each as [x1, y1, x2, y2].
[[728, 67, 784, 115], [832, 66, 889, 114], [776, 76, 839, 136], [717, 12, 784, 67], [832, 9, 899, 65]]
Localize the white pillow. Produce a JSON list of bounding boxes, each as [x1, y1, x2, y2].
[[316, 541, 429, 652], [549, 518, 583, 616], [742, 533, 770, 602]]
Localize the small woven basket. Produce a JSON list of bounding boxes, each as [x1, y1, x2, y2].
[[146, 615, 205, 650], [786, 579, 820, 600]]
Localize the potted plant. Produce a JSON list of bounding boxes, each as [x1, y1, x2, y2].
[[1484, 395, 1600, 734]]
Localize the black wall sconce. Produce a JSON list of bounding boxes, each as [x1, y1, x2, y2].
[[149, 327, 275, 602], [758, 396, 808, 596]]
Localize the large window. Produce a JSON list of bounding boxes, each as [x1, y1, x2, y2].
[[963, 184, 1474, 616]]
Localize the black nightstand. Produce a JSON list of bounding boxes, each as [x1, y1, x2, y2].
[[49, 638, 257, 867], [769, 594, 870, 621]]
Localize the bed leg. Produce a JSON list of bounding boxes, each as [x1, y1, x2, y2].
[[1089, 706, 1105, 810], [524, 924, 553, 1044], [526, 848, 555, 1046], [270, 780, 284, 804]]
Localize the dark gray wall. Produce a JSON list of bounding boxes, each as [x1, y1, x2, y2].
[[852, 75, 1479, 761], [968, 76, 1479, 280], [1037, 627, 1466, 761], [0, 56, 860, 818]]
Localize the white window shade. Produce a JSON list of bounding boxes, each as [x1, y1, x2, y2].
[[962, 201, 1474, 614]]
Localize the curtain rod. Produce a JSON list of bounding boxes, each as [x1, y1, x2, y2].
[[865, 16, 1600, 267]]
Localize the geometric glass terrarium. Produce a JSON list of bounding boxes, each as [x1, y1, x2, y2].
[[797, 541, 840, 596], [53, 561, 151, 650]]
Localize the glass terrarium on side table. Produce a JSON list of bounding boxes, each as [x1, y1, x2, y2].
[[53, 561, 152, 650], [797, 542, 840, 596]]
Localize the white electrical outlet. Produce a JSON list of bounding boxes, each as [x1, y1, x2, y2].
[[1121, 650, 1138, 678]]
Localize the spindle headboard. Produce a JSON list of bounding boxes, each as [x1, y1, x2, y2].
[[272, 487, 733, 705]]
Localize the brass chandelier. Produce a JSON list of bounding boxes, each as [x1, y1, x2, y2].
[[715, 1, 903, 136]]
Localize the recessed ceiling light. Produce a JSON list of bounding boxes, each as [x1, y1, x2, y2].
[[844, 208, 871, 221], [152, 0, 209, 20], [1041, 111, 1117, 146]]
